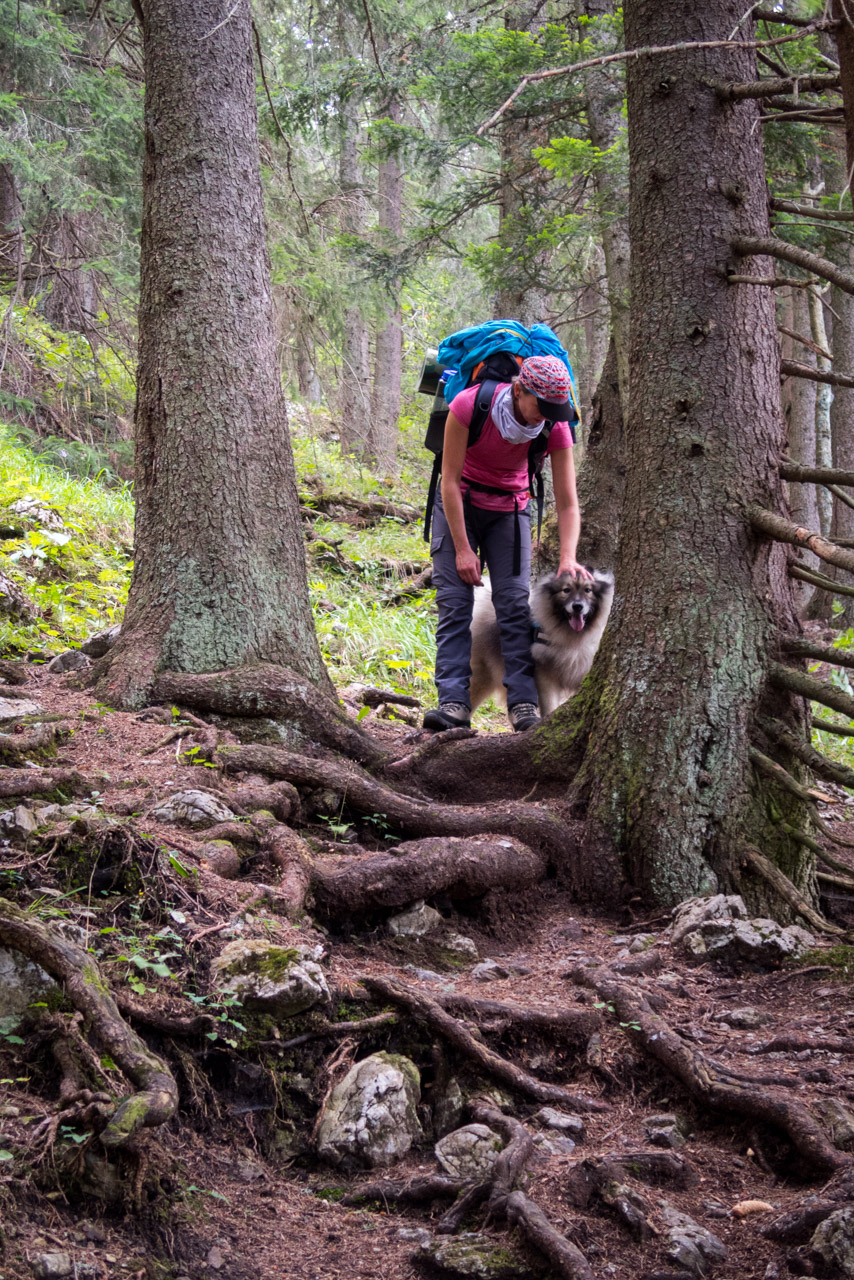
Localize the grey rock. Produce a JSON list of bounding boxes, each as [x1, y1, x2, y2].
[[10, 498, 64, 529], [472, 959, 510, 982], [646, 1114, 688, 1149], [387, 900, 442, 938], [433, 1076, 465, 1138], [80, 624, 121, 658], [628, 933, 657, 954], [661, 1205, 727, 1275], [442, 933, 479, 960], [687, 918, 815, 967], [435, 1124, 504, 1180], [0, 945, 56, 1015], [417, 1232, 538, 1279], [671, 894, 748, 947], [534, 1108, 584, 1138], [815, 1098, 854, 1150], [398, 1227, 431, 1247], [212, 940, 328, 1015], [811, 1206, 854, 1276], [0, 697, 42, 722], [149, 789, 235, 828], [0, 804, 38, 837], [712, 1005, 771, 1030], [47, 650, 90, 674], [316, 1052, 421, 1168], [31, 1253, 73, 1279], [403, 964, 445, 983], [532, 1131, 576, 1155]]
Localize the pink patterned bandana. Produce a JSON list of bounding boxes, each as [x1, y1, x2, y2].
[[518, 355, 572, 401]]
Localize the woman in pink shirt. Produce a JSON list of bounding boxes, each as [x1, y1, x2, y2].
[[423, 354, 590, 734]]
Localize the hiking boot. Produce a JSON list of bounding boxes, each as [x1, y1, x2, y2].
[[423, 702, 471, 732], [508, 702, 541, 732]]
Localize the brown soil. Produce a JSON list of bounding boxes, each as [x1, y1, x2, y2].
[[1, 663, 854, 1280]]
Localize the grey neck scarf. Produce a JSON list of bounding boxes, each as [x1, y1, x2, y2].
[[492, 384, 544, 444]]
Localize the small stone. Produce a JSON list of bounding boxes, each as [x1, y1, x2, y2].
[[435, 1124, 504, 1180], [149, 789, 235, 829], [0, 697, 42, 722], [207, 1246, 224, 1270], [80, 624, 121, 658], [0, 1104, 21, 1118], [472, 959, 510, 982], [387, 901, 442, 938], [403, 965, 444, 983], [532, 1131, 576, 1155], [10, 805, 37, 836], [646, 1113, 688, 1149], [712, 1006, 771, 1030], [80, 1223, 106, 1244], [47, 650, 90, 674], [442, 933, 479, 960], [661, 1204, 727, 1275], [433, 1076, 465, 1138], [398, 1228, 431, 1246], [199, 840, 241, 880], [31, 1252, 73, 1279], [628, 933, 656, 954], [610, 935, 632, 947], [533, 1107, 584, 1138]]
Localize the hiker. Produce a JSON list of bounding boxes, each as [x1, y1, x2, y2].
[[423, 354, 590, 734]]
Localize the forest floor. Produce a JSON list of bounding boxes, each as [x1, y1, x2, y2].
[[2, 665, 854, 1280]]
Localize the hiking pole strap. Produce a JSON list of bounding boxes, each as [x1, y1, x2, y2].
[[424, 453, 442, 542]]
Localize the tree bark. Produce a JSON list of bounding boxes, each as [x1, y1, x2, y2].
[[368, 93, 402, 472], [96, 0, 330, 709], [555, 0, 808, 909], [575, 336, 624, 568], [0, 164, 24, 285], [784, 288, 819, 607], [27, 209, 100, 343]]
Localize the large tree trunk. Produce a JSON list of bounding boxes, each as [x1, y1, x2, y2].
[[554, 0, 809, 909], [368, 93, 403, 473], [96, 0, 330, 708]]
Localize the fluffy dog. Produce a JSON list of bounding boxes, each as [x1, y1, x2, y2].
[[469, 570, 615, 716]]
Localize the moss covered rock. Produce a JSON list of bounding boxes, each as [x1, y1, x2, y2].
[[211, 939, 328, 1015], [416, 1232, 542, 1278], [316, 1051, 422, 1169]]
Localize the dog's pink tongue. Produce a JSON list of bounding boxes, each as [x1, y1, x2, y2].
[[569, 615, 585, 632]]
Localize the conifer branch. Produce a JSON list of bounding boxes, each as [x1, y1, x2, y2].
[[733, 236, 854, 294], [781, 359, 854, 389], [771, 198, 854, 223], [769, 663, 854, 719], [748, 504, 854, 573], [710, 72, 840, 99], [790, 565, 854, 597], [782, 637, 854, 670]]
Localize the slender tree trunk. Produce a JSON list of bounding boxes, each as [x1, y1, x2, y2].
[[27, 209, 100, 343], [336, 37, 371, 454], [368, 94, 402, 472], [495, 0, 553, 324], [556, 0, 809, 910], [575, 336, 624, 569], [785, 289, 819, 610], [0, 164, 23, 285], [97, 0, 329, 708], [578, 253, 609, 438], [579, 0, 630, 419], [809, 286, 833, 535]]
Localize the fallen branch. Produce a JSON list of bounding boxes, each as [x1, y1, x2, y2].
[[358, 687, 422, 709], [363, 976, 607, 1113], [572, 962, 846, 1172], [748, 505, 854, 574], [0, 896, 178, 1148], [733, 236, 854, 295]]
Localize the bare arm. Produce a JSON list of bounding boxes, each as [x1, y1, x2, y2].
[[440, 412, 482, 586], [550, 447, 592, 578]]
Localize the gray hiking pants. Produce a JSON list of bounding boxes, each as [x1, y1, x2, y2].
[[430, 491, 536, 709]]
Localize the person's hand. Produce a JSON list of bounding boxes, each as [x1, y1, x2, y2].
[[455, 546, 483, 585], [558, 558, 593, 580]]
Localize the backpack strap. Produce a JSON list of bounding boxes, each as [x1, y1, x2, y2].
[[423, 379, 500, 543]]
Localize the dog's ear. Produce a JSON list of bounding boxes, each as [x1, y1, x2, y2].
[[592, 569, 614, 585]]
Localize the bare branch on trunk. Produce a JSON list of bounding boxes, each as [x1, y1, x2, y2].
[[710, 72, 840, 99], [769, 661, 854, 718], [761, 714, 854, 792], [771, 198, 854, 224], [781, 359, 854, 389], [781, 636, 854, 669], [749, 504, 854, 573], [790, 564, 854, 597], [733, 236, 854, 294]]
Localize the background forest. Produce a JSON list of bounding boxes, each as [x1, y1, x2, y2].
[[9, 3, 854, 1280]]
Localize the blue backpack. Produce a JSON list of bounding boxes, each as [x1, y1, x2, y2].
[[418, 320, 579, 544]]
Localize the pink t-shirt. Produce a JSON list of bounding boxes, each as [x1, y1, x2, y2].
[[449, 382, 573, 512]]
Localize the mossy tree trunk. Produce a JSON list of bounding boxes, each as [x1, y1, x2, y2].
[[98, 0, 330, 708], [545, 0, 812, 909]]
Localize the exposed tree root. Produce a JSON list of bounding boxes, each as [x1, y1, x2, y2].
[[152, 664, 386, 766], [434, 993, 601, 1045], [341, 1176, 465, 1207], [763, 715, 854, 792], [572, 962, 847, 1173], [0, 767, 89, 799], [740, 844, 844, 936], [356, 687, 422, 710], [217, 743, 571, 857], [363, 976, 607, 1113], [472, 1101, 596, 1280], [314, 836, 546, 918], [0, 722, 69, 765], [0, 896, 178, 1148], [752, 1034, 854, 1056], [270, 1012, 399, 1052], [386, 728, 563, 803]]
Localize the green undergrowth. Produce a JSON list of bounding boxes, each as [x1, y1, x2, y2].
[[810, 629, 854, 777], [0, 421, 133, 654]]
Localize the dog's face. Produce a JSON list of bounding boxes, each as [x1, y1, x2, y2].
[[543, 570, 614, 633]]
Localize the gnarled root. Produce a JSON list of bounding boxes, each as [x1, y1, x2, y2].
[[0, 722, 69, 766], [218, 743, 572, 857], [0, 896, 178, 1149], [153, 664, 385, 766], [0, 767, 89, 800], [314, 836, 546, 918], [364, 976, 607, 1113], [573, 962, 847, 1173]]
